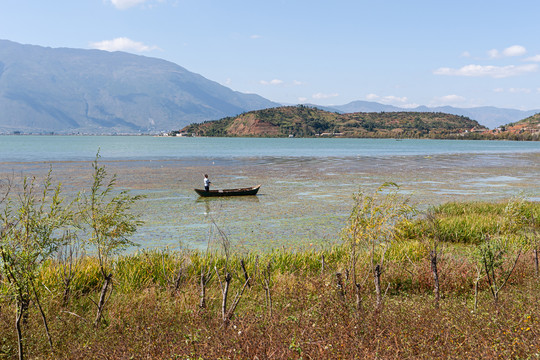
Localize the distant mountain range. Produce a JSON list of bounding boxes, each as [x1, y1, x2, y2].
[[0, 40, 278, 134], [311, 101, 540, 130], [0, 40, 538, 134]]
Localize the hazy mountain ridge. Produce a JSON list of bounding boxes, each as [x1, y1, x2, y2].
[[329, 101, 540, 130], [0, 40, 279, 134]]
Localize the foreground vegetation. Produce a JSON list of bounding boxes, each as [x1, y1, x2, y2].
[[1, 168, 539, 359]]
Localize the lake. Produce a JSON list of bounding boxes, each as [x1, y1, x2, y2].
[[1, 136, 539, 161], [0, 136, 538, 252]]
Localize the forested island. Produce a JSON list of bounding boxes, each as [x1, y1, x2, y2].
[[177, 105, 540, 140]]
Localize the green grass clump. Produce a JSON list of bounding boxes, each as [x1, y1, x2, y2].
[[398, 199, 539, 244], [386, 240, 428, 262]]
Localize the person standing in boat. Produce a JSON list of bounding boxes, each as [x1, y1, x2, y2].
[[204, 174, 211, 192]]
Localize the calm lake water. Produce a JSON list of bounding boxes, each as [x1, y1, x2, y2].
[[1, 136, 539, 161], [0, 136, 538, 252]]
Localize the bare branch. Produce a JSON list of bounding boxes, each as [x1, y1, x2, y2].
[[226, 276, 251, 322]]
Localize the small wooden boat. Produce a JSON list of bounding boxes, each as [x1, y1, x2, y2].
[[194, 185, 261, 197]]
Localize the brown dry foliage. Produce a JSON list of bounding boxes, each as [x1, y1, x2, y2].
[[1, 251, 539, 359]]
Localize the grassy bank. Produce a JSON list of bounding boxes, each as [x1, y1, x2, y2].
[[1, 244, 539, 359], [1, 167, 539, 359]]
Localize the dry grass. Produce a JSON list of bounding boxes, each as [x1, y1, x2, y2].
[[1, 247, 540, 359]]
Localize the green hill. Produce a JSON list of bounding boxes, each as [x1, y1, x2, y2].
[[505, 113, 540, 129], [179, 105, 486, 138], [490, 113, 540, 140]]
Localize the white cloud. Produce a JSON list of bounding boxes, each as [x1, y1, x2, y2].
[[492, 87, 533, 94], [89, 37, 159, 52], [259, 79, 303, 87], [433, 64, 538, 78], [259, 79, 283, 85], [312, 92, 339, 100], [524, 54, 540, 62], [298, 97, 308, 103], [365, 93, 417, 108], [109, 0, 151, 10], [509, 88, 532, 94], [429, 95, 467, 107], [436, 95, 465, 104], [488, 49, 500, 59], [365, 93, 379, 101], [399, 103, 420, 109], [488, 45, 526, 58], [250, 34, 262, 39], [380, 95, 408, 104], [461, 51, 471, 58], [503, 45, 527, 57], [443, 94, 465, 102]]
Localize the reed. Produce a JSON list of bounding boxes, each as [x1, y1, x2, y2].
[[397, 199, 539, 244]]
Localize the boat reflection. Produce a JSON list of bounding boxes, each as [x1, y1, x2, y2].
[[196, 196, 260, 216]]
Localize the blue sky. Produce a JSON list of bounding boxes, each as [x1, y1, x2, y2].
[[1, 0, 540, 110]]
